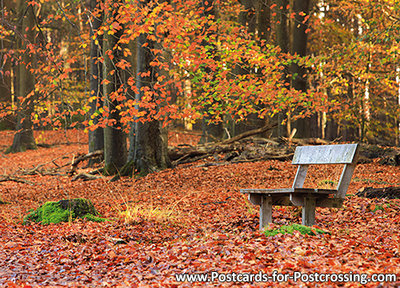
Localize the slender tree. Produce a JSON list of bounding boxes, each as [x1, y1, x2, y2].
[[199, 0, 224, 143], [9, 0, 36, 153], [0, 7, 13, 130], [257, 0, 271, 42], [291, 0, 313, 138], [232, 0, 257, 137], [0, 0, 13, 109], [88, 0, 104, 162], [275, 0, 289, 137]]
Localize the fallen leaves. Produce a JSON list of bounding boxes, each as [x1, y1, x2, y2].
[[0, 131, 399, 286]]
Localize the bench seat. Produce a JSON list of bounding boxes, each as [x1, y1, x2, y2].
[[241, 188, 336, 194]]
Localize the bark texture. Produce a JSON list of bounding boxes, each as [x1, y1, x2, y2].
[[103, 0, 127, 174], [127, 0, 170, 176], [9, 1, 36, 153], [88, 0, 104, 162], [291, 0, 312, 138]]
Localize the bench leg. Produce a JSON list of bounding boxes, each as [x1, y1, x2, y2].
[[302, 196, 316, 226], [260, 196, 272, 230]]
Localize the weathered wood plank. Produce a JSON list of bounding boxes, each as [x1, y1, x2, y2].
[[249, 194, 292, 206], [290, 195, 343, 208], [248, 194, 262, 205], [302, 196, 316, 226], [336, 163, 357, 198], [241, 188, 336, 194], [292, 165, 309, 188], [260, 196, 272, 230], [292, 144, 358, 164]]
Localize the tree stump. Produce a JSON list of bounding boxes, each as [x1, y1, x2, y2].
[[24, 198, 107, 224]]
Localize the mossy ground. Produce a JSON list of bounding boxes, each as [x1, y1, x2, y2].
[[264, 224, 329, 237], [24, 198, 108, 224]]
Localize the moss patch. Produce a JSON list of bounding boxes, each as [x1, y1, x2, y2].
[[264, 224, 329, 237], [24, 198, 108, 225], [83, 213, 108, 223]]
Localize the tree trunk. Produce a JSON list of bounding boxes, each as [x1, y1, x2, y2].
[[0, 0, 12, 106], [9, 0, 36, 153], [0, 44, 13, 130], [88, 0, 104, 163], [103, 0, 127, 174], [0, 0, 15, 126], [231, 0, 265, 137], [291, 0, 312, 138], [128, 1, 170, 176], [257, 0, 270, 42], [239, 0, 256, 36], [275, 0, 289, 138], [396, 67, 400, 146], [199, 0, 224, 143], [276, 0, 289, 54]]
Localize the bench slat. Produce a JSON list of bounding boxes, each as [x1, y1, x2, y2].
[[241, 188, 337, 194], [292, 144, 358, 164], [248, 193, 343, 208]]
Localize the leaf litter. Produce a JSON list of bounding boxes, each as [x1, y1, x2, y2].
[[0, 130, 399, 287]]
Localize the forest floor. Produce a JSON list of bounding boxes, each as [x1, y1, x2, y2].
[[0, 130, 399, 287]]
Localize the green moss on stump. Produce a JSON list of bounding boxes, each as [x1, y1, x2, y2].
[[264, 224, 329, 237], [24, 198, 108, 224]]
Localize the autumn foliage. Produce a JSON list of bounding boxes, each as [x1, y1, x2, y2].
[[3, 0, 399, 140]]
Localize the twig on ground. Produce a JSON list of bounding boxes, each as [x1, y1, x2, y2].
[[0, 175, 35, 185]]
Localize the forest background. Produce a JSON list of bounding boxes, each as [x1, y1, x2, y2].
[[1, 0, 400, 175]]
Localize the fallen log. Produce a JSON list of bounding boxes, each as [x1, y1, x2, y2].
[[220, 123, 277, 145], [70, 150, 104, 175], [280, 137, 329, 146], [231, 153, 294, 163], [168, 142, 244, 165], [168, 124, 278, 166], [356, 187, 400, 199], [379, 154, 400, 166]]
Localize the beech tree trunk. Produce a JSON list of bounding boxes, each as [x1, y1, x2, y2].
[[231, 0, 263, 137], [9, 0, 36, 153], [291, 0, 313, 138], [257, 0, 270, 42], [126, 0, 170, 176], [275, 0, 289, 138], [103, 0, 127, 174], [199, 0, 224, 143], [88, 0, 104, 163], [0, 0, 12, 112], [276, 0, 289, 54], [0, 39, 13, 129]]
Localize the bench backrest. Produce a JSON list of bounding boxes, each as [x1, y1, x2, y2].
[[292, 144, 359, 198], [292, 144, 358, 165]]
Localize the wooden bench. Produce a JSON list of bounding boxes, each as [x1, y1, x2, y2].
[[241, 143, 359, 229]]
